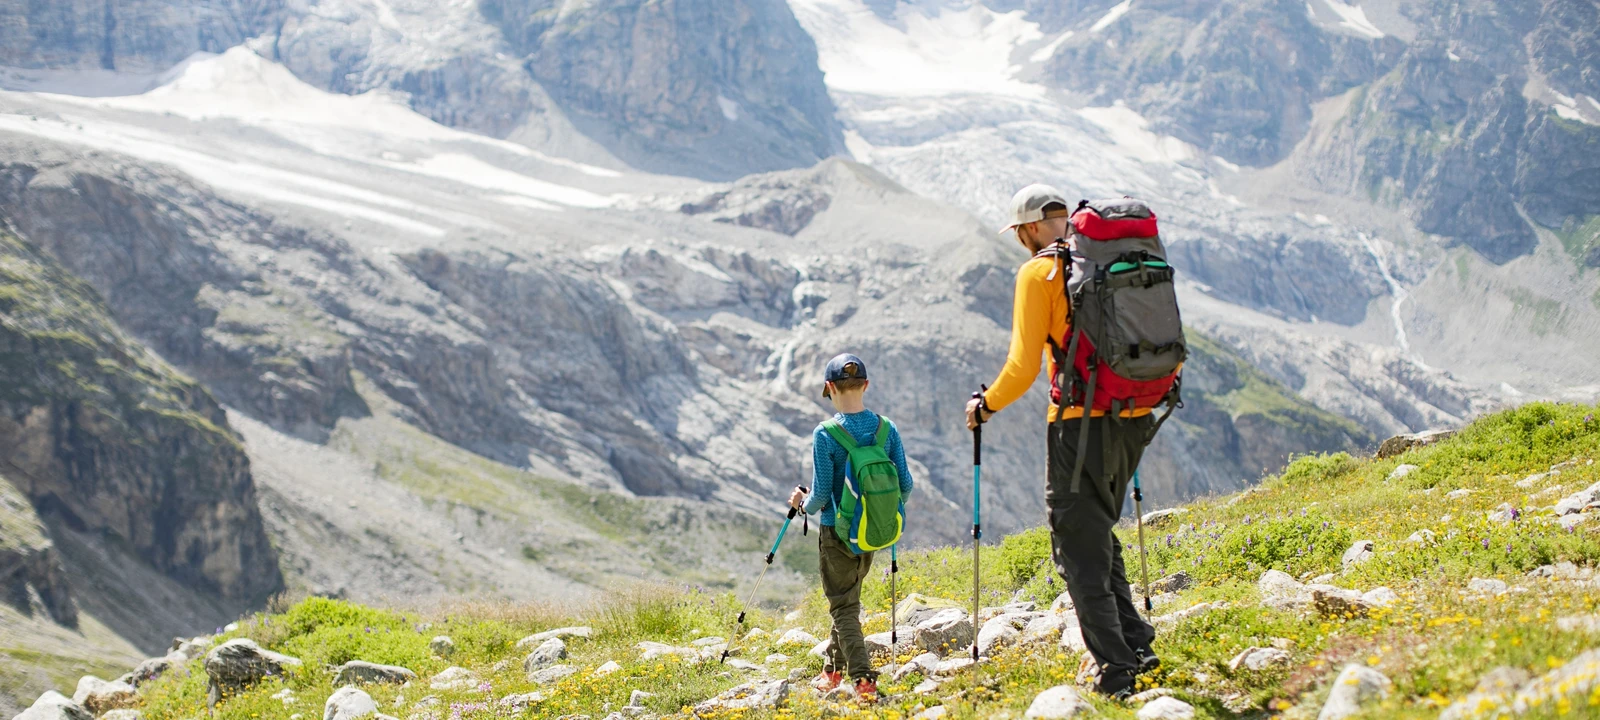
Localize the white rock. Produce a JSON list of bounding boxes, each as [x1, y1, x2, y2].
[[1153, 602, 1221, 627], [1341, 540, 1374, 567], [515, 627, 592, 651], [808, 639, 831, 658], [763, 653, 789, 665], [1258, 570, 1308, 608], [775, 628, 819, 648], [72, 677, 139, 716], [893, 653, 940, 681], [1404, 529, 1436, 545], [427, 667, 478, 691], [16, 692, 92, 720], [691, 679, 788, 713], [1361, 587, 1400, 608], [1386, 464, 1419, 482], [523, 638, 567, 672], [912, 678, 942, 694], [1141, 508, 1188, 527], [1317, 665, 1390, 720], [783, 609, 803, 623], [428, 637, 454, 658], [690, 636, 726, 647], [1049, 591, 1075, 615], [725, 658, 762, 672], [324, 687, 378, 720], [913, 608, 973, 654], [1467, 578, 1509, 596], [911, 706, 948, 719], [1022, 614, 1066, 644], [933, 658, 975, 675], [743, 628, 768, 641], [593, 660, 622, 676], [1555, 615, 1600, 634], [529, 665, 576, 685], [976, 615, 1023, 657], [1059, 626, 1087, 653], [1446, 489, 1475, 500], [1229, 647, 1291, 671], [1137, 696, 1196, 720], [1486, 503, 1517, 523], [1025, 685, 1092, 718], [1516, 472, 1549, 488], [864, 627, 916, 656], [1130, 688, 1174, 703], [99, 711, 141, 720], [494, 693, 543, 710]]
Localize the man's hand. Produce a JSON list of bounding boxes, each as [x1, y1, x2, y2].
[[788, 486, 807, 510], [966, 395, 992, 431]]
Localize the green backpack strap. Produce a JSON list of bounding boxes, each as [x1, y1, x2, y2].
[[874, 417, 892, 448], [821, 419, 859, 451]]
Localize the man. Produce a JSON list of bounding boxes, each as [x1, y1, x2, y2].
[[964, 184, 1159, 699]]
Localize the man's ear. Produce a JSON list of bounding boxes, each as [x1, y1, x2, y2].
[[823, 381, 834, 399]]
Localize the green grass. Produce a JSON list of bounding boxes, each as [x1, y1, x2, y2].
[[1504, 288, 1569, 337], [126, 403, 1600, 719], [1556, 215, 1600, 270]]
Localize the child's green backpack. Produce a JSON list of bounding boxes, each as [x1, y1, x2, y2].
[[822, 417, 904, 554]]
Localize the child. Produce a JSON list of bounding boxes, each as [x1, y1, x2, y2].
[[787, 353, 914, 703]]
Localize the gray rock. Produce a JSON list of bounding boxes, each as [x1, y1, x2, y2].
[[1021, 614, 1067, 644], [1317, 665, 1390, 720], [204, 640, 302, 703], [976, 614, 1024, 657], [1049, 591, 1074, 615], [428, 637, 454, 658], [1153, 602, 1222, 627], [1149, 571, 1193, 594], [72, 676, 139, 716], [864, 627, 916, 656], [1377, 430, 1456, 459], [691, 679, 788, 713], [1361, 587, 1400, 608], [1313, 587, 1374, 618], [1555, 615, 1600, 633], [126, 655, 180, 688], [761, 654, 788, 665], [99, 711, 142, 720], [1137, 697, 1196, 720], [1025, 685, 1092, 718], [1467, 578, 1510, 596], [689, 636, 725, 647], [427, 667, 478, 691], [913, 608, 973, 654], [523, 638, 568, 672], [1141, 508, 1188, 527], [1404, 529, 1437, 546], [911, 706, 948, 720], [912, 678, 942, 694], [334, 662, 416, 686], [933, 658, 975, 675], [892, 653, 940, 681], [1229, 647, 1291, 671], [808, 639, 831, 658], [15, 692, 92, 720], [323, 687, 378, 720], [1386, 464, 1419, 482], [1487, 503, 1518, 523], [1341, 540, 1374, 567], [1446, 489, 1475, 500], [494, 693, 544, 710], [1554, 483, 1600, 516], [515, 627, 594, 651], [775, 628, 818, 648], [1258, 569, 1309, 609], [725, 658, 762, 672], [530, 665, 577, 685]]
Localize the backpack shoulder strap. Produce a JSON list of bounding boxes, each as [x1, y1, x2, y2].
[[821, 419, 859, 451], [872, 417, 892, 448]]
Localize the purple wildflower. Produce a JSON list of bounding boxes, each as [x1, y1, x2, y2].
[[478, 682, 491, 694], [1481, 538, 1491, 549]]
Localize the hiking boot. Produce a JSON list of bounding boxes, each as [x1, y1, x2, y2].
[[1095, 669, 1137, 700], [1134, 646, 1161, 675], [810, 670, 843, 692], [854, 678, 879, 704]]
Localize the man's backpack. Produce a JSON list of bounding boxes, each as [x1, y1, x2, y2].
[[821, 417, 904, 554], [1043, 197, 1186, 486]]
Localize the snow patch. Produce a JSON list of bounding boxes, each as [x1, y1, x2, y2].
[[1079, 104, 1194, 164], [397, 154, 614, 208], [1090, 0, 1131, 33], [1447, 50, 1461, 62], [1359, 232, 1426, 367], [717, 94, 740, 121], [789, 0, 1044, 98], [1029, 31, 1075, 63], [1306, 0, 1385, 39]]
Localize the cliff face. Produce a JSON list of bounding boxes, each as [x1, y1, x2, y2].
[[0, 0, 278, 72], [0, 229, 280, 602]]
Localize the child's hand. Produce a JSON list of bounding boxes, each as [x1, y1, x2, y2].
[[788, 486, 807, 510]]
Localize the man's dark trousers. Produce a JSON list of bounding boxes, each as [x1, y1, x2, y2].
[[1046, 414, 1157, 689]]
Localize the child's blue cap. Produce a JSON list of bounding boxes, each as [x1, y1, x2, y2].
[[823, 354, 868, 398]]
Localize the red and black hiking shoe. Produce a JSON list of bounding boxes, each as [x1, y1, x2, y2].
[[810, 671, 843, 692], [854, 678, 879, 704]]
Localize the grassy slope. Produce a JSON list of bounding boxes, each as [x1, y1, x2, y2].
[[113, 402, 1600, 719]]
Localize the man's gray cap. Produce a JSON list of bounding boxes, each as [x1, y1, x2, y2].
[[1001, 183, 1070, 234]]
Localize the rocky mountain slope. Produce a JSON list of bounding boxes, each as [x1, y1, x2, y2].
[[18, 401, 1600, 719]]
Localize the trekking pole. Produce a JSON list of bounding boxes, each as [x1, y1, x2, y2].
[[889, 543, 899, 649], [971, 387, 985, 662], [721, 487, 807, 664], [1132, 470, 1152, 612]]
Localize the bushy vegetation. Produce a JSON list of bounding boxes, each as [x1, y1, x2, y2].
[[115, 402, 1600, 719]]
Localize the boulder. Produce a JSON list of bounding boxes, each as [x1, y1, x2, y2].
[[1555, 615, 1600, 634], [1313, 587, 1374, 619], [689, 636, 725, 647], [976, 614, 1025, 657], [529, 665, 576, 685], [1149, 572, 1192, 594], [913, 608, 973, 654], [775, 628, 819, 648], [1317, 665, 1390, 720], [1376, 429, 1454, 458], [594, 660, 622, 676], [913, 678, 942, 694], [99, 711, 141, 720], [1445, 489, 1475, 500], [1385, 464, 1419, 482], [1486, 503, 1518, 523], [204, 640, 302, 703], [1516, 472, 1550, 488], [72, 677, 139, 715], [1341, 540, 1374, 567], [427, 667, 478, 691], [1228, 647, 1291, 671], [1466, 578, 1509, 596], [1553, 482, 1600, 516], [1404, 529, 1436, 546], [1258, 570, 1310, 610], [1137, 697, 1195, 720], [515, 627, 593, 651], [1361, 587, 1400, 608], [691, 679, 789, 714], [1048, 591, 1074, 615], [126, 656, 179, 688], [1153, 602, 1221, 627], [1141, 509, 1188, 527], [333, 662, 416, 686], [864, 627, 916, 656], [170, 638, 211, 663], [911, 706, 948, 719], [895, 593, 964, 626], [892, 653, 940, 681], [933, 658, 975, 675], [808, 639, 831, 658], [522, 638, 568, 672], [16, 692, 93, 720], [725, 658, 763, 672], [323, 687, 377, 720], [494, 693, 544, 710], [636, 641, 694, 661], [762, 654, 788, 665], [1021, 614, 1067, 644], [1025, 685, 1092, 718], [1438, 666, 1533, 720], [1060, 625, 1087, 653], [428, 637, 454, 658]]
